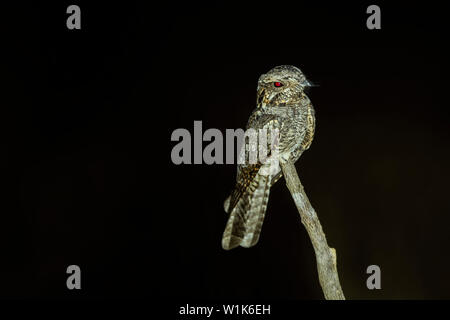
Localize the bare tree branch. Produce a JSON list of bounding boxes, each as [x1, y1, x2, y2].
[[280, 160, 345, 300]]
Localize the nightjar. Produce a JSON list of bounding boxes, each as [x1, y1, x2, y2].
[[222, 65, 316, 250]]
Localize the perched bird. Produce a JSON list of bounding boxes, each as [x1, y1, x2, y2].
[[222, 65, 316, 250]]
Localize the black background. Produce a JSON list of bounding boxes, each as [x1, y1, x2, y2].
[[2, 1, 450, 300]]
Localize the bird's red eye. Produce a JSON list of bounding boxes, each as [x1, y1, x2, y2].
[[274, 82, 283, 87]]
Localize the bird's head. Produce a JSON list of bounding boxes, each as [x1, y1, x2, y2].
[[257, 65, 312, 107]]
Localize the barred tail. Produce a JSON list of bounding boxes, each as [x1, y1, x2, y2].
[[222, 175, 271, 250]]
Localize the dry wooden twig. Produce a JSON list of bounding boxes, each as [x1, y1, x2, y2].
[[280, 160, 345, 300]]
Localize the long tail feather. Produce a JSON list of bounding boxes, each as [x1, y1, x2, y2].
[[241, 175, 271, 247], [222, 175, 271, 250]]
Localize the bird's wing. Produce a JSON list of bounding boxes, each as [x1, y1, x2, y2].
[[228, 114, 281, 213], [271, 103, 315, 185], [301, 102, 316, 151], [222, 115, 282, 250]]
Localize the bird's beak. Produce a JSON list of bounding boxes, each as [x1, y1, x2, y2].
[[303, 79, 313, 87]]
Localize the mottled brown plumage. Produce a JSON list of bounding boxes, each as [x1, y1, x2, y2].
[[222, 65, 316, 250]]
